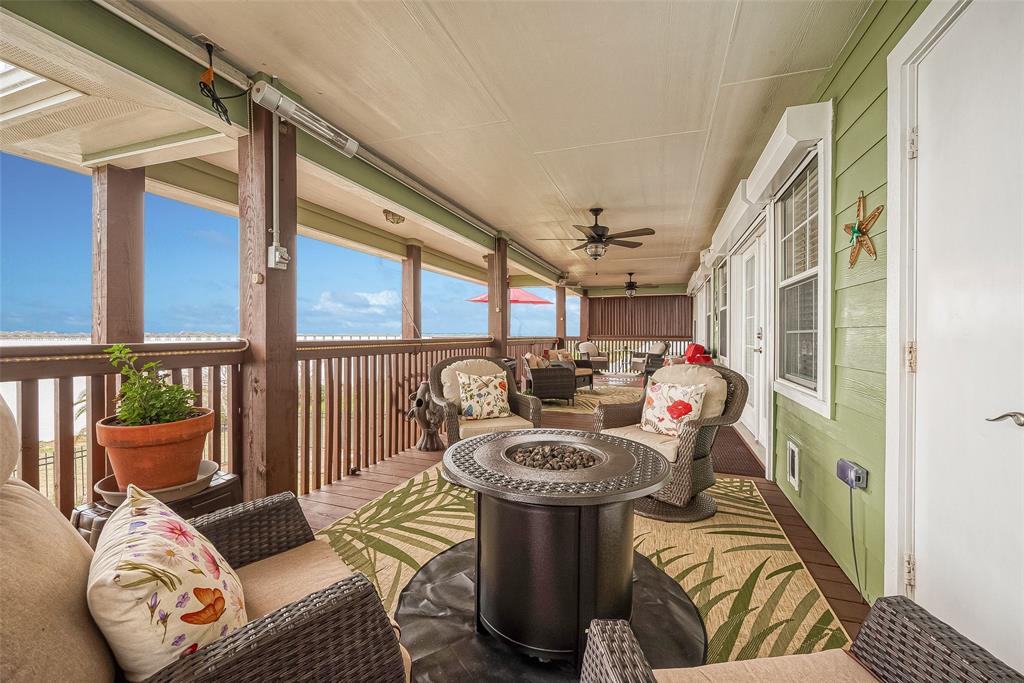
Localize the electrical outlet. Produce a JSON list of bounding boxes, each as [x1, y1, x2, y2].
[[837, 458, 868, 489], [268, 245, 291, 270]]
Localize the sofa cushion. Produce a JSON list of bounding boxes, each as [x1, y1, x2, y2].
[[641, 382, 706, 436], [601, 425, 679, 463], [88, 486, 248, 682], [653, 648, 876, 682], [236, 539, 351, 619], [458, 414, 533, 439], [651, 365, 727, 418], [0, 480, 117, 683], [456, 371, 511, 421], [441, 359, 505, 409]]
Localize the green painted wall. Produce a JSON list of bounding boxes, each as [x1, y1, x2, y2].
[[772, 0, 928, 603]]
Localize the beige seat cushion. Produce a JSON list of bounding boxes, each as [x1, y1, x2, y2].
[[441, 359, 506, 409], [602, 425, 679, 462], [236, 539, 411, 683], [653, 649, 876, 682], [0, 396, 116, 683], [236, 539, 352, 619], [458, 414, 533, 439], [651, 365, 727, 418], [1, 480, 117, 683], [575, 368, 594, 377]]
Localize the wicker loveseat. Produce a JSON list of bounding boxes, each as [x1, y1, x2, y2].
[[581, 596, 1022, 682], [596, 364, 747, 522], [523, 353, 577, 404], [428, 356, 542, 444], [0, 399, 409, 682]]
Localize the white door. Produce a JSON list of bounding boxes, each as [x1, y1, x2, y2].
[[736, 227, 765, 441], [912, 0, 1024, 670]]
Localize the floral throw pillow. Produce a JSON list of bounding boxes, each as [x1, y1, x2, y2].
[[457, 371, 511, 421], [640, 381, 707, 436], [87, 485, 247, 681]]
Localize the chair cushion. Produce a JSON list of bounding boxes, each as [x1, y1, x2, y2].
[[236, 539, 351, 619], [641, 382, 707, 436], [441, 359, 505, 409], [88, 486, 248, 682], [524, 352, 550, 369], [552, 349, 574, 362], [601, 425, 679, 463], [0, 479, 116, 683], [458, 414, 533, 439], [236, 540, 411, 682], [456, 371, 511, 421], [653, 648, 876, 682], [651, 365, 727, 418], [575, 368, 594, 377]]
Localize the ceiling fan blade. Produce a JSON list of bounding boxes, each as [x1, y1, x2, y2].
[[607, 239, 643, 249], [573, 224, 599, 238], [638, 284, 659, 288], [605, 228, 656, 240], [536, 237, 586, 241], [571, 243, 591, 251]]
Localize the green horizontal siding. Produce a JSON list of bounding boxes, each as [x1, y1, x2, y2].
[[774, 0, 929, 603]]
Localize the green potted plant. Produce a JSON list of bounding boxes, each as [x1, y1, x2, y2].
[[95, 344, 214, 491]]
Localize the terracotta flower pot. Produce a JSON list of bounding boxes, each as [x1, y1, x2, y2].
[[96, 408, 215, 491]]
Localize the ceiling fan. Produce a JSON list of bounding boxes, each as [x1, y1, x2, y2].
[[623, 273, 656, 299], [539, 208, 655, 260]]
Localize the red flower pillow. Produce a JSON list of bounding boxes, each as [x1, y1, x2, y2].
[[640, 381, 707, 436]]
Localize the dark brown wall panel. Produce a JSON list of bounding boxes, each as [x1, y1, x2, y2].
[[586, 295, 693, 339]]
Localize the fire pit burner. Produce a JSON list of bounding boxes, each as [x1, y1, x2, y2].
[[507, 443, 597, 470]]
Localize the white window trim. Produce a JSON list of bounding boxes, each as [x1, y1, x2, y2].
[[716, 260, 729, 364], [771, 140, 833, 419]]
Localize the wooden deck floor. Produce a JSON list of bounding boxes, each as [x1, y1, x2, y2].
[[298, 377, 869, 637]]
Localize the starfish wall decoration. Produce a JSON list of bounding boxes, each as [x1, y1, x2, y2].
[[843, 192, 884, 268]]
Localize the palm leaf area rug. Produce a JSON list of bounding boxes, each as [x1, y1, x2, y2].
[[316, 464, 848, 664]]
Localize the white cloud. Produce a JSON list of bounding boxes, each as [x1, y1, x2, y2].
[[355, 289, 400, 307]]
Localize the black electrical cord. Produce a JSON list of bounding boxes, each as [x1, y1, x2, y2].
[[198, 43, 249, 126], [849, 486, 862, 594]]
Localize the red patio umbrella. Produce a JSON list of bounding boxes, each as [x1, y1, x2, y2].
[[467, 288, 553, 305]]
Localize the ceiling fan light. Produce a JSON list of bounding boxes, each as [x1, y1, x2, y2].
[[584, 243, 607, 260], [625, 287, 637, 299]]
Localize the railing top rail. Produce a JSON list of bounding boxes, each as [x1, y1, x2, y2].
[[296, 336, 494, 360], [506, 336, 560, 343], [0, 340, 249, 382]]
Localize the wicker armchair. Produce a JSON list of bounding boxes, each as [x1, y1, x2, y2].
[[629, 341, 669, 375], [523, 359, 577, 404], [578, 341, 610, 373], [0, 390, 408, 683], [581, 596, 1022, 682], [428, 356, 542, 444], [596, 364, 747, 522]]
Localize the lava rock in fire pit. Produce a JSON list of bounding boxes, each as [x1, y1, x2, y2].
[[509, 444, 597, 470]]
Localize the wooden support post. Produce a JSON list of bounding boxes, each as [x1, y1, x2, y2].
[[91, 164, 145, 485], [555, 285, 566, 340], [580, 292, 591, 340], [239, 106, 298, 500], [486, 235, 510, 356], [402, 242, 422, 339]]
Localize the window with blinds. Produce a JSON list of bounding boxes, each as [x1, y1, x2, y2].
[[717, 262, 728, 357], [777, 156, 820, 388]]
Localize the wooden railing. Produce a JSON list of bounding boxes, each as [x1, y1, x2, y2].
[[505, 336, 560, 384], [564, 337, 692, 373], [0, 341, 247, 516], [294, 336, 493, 495]]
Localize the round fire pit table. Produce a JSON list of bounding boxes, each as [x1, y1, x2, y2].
[[442, 428, 671, 667]]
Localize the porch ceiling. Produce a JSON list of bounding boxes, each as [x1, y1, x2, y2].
[[135, 0, 868, 287]]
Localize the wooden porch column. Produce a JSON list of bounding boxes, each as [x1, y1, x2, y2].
[[91, 165, 145, 485], [555, 285, 567, 340], [580, 292, 591, 340], [486, 235, 510, 355], [239, 106, 298, 500], [402, 242, 422, 339]]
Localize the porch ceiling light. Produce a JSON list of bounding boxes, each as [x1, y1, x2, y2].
[[584, 242, 607, 260], [625, 287, 637, 299], [251, 80, 359, 157]]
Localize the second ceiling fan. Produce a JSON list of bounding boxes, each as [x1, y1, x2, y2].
[[540, 208, 655, 260]]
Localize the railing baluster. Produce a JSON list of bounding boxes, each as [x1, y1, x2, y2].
[[324, 357, 334, 485], [190, 367, 203, 405], [16, 380, 39, 488], [299, 359, 310, 495], [313, 358, 322, 491], [342, 357, 352, 476], [54, 377, 75, 516], [228, 363, 242, 475], [86, 376, 106, 501], [171, 368, 183, 386], [211, 366, 222, 466]]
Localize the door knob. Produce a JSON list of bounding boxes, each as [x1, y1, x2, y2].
[[986, 412, 1024, 427], [753, 347, 763, 354]]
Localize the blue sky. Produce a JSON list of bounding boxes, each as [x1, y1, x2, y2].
[[0, 153, 579, 337]]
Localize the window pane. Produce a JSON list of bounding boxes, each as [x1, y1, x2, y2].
[[779, 276, 817, 389], [778, 156, 819, 281], [807, 214, 819, 269]]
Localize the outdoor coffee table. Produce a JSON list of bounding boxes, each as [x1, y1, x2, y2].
[[396, 428, 706, 674]]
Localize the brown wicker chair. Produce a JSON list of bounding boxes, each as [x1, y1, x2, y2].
[[629, 341, 669, 375], [595, 364, 747, 522], [0, 392, 408, 682], [428, 356, 542, 444], [581, 596, 1022, 682]]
